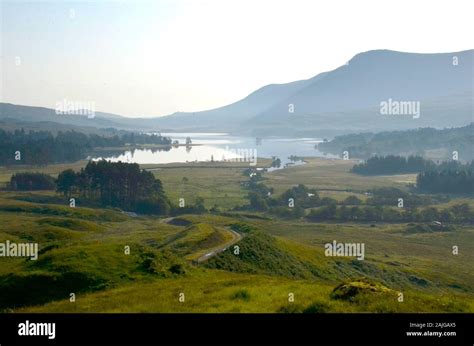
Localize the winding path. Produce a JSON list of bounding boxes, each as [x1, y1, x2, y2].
[[196, 227, 243, 263], [159, 217, 244, 263]]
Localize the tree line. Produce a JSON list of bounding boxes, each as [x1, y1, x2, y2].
[[417, 169, 474, 194], [306, 202, 472, 224], [243, 180, 440, 213], [0, 129, 172, 165], [317, 123, 474, 160], [349, 155, 474, 195], [240, 179, 474, 222], [351, 155, 436, 175], [415, 160, 474, 195]]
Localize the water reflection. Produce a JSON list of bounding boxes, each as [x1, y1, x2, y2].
[[93, 133, 338, 165]]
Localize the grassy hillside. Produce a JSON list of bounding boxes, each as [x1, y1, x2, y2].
[[0, 198, 471, 313], [0, 157, 472, 313]]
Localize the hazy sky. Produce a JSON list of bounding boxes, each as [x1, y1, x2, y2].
[[1, 0, 473, 117]]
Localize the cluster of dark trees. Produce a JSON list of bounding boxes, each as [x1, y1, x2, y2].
[[270, 157, 281, 168], [288, 155, 304, 162], [8, 172, 56, 191], [0, 129, 171, 165], [5, 162, 209, 215], [318, 123, 474, 160], [306, 202, 473, 224], [417, 169, 474, 194], [56, 161, 170, 214], [350, 154, 474, 195], [351, 155, 435, 175], [121, 132, 172, 145]]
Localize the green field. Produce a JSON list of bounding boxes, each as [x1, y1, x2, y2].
[[0, 157, 472, 313]]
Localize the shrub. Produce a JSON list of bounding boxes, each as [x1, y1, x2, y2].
[[342, 195, 363, 205], [303, 301, 331, 313], [168, 263, 186, 275], [277, 304, 304, 313], [231, 289, 251, 301]]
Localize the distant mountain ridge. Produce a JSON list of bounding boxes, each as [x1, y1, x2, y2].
[[153, 72, 328, 129], [251, 49, 472, 123], [1, 49, 472, 136], [154, 49, 473, 135]]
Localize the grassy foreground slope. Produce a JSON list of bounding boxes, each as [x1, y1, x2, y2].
[[0, 194, 472, 313], [18, 270, 473, 313]]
